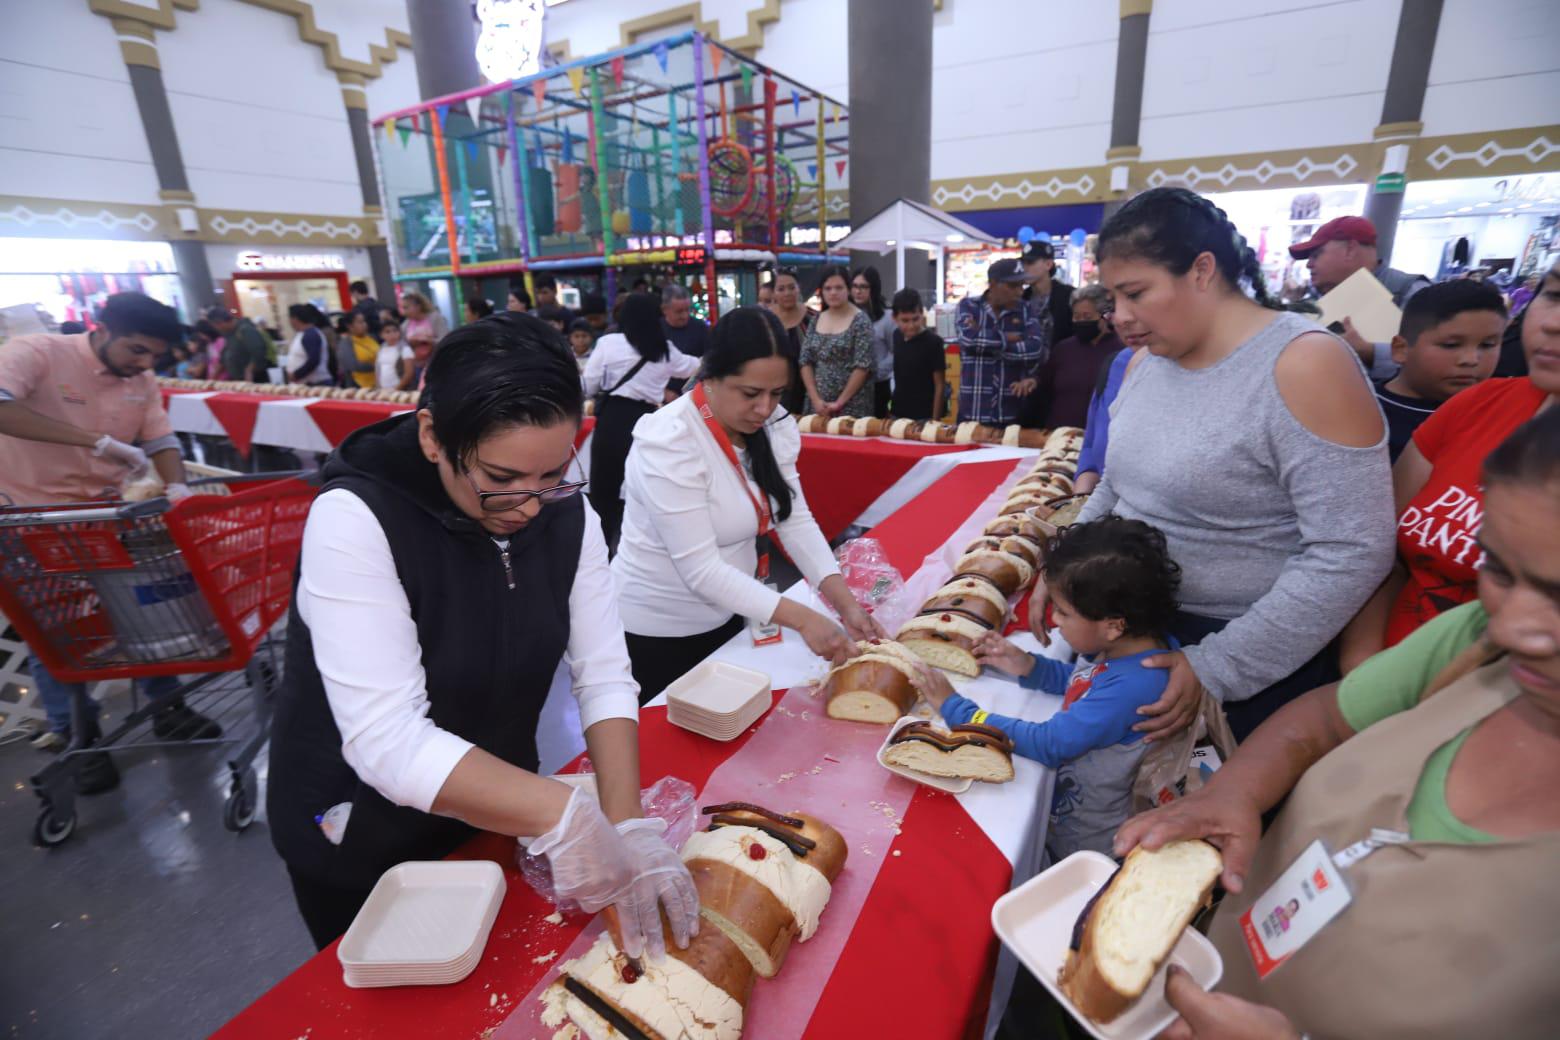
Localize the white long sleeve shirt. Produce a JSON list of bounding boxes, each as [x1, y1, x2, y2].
[[296, 488, 639, 813], [611, 393, 841, 637], [581, 332, 701, 404]]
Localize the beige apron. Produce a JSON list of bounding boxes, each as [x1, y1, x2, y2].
[[1207, 661, 1560, 1039]]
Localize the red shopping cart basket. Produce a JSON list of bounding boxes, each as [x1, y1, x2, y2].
[[0, 474, 315, 682]]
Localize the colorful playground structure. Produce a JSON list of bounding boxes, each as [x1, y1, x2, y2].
[[372, 31, 850, 319]]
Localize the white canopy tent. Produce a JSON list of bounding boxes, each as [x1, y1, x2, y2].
[[834, 198, 1003, 305]]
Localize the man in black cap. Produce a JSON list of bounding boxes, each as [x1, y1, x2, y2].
[[206, 305, 272, 383], [1021, 240, 1075, 344], [955, 258, 1046, 426]]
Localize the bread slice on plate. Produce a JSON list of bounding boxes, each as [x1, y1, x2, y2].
[[881, 721, 1016, 783], [1060, 840, 1222, 1025]]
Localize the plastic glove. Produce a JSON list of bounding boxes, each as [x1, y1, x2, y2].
[[615, 817, 700, 961], [165, 482, 193, 502], [92, 434, 150, 479], [530, 786, 636, 914]]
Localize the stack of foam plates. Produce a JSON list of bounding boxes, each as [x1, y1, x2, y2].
[[337, 860, 506, 988], [665, 660, 772, 740]]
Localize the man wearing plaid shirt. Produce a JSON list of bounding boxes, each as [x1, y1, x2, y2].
[[956, 258, 1047, 425]]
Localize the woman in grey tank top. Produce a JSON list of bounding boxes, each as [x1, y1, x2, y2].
[[1055, 188, 1395, 742]]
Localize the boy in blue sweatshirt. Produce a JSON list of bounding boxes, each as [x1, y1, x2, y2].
[[917, 516, 1181, 863]]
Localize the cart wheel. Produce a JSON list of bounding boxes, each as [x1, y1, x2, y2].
[[33, 807, 77, 848], [223, 784, 256, 832]]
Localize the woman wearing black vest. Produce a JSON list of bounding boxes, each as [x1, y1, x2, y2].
[[269, 314, 697, 961]]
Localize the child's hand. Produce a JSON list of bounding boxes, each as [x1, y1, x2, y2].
[[973, 631, 1036, 677], [911, 660, 956, 711]]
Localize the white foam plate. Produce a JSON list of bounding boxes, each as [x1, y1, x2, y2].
[[665, 660, 772, 715], [338, 861, 505, 987], [875, 715, 974, 794], [990, 850, 1224, 1040], [667, 699, 768, 741]]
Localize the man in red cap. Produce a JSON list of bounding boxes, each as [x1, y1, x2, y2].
[[1290, 215, 1430, 379]]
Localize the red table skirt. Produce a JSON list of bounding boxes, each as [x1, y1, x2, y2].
[[213, 459, 1021, 1040], [795, 434, 975, 541]]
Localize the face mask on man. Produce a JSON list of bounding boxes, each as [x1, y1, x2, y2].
[[1074, 319, 1101, 342]]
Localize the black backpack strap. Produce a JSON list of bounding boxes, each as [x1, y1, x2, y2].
[[605, 354, 650, 396]]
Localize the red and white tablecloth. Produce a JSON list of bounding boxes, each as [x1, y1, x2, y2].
[[161, 386, 1020, 541], [213, 457, 1064, 1040]]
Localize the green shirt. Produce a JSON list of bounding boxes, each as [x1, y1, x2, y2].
[[1335, 600, 1495, 844]]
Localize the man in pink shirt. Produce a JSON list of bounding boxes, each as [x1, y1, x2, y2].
[[0, 293, 218, 789]]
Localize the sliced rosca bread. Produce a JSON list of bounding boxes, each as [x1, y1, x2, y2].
[[886, 418, 920, 439], [851, 416, 885, 437], [895, 611, 988, 676], [881, 721, 1016, 783], [680, 805, 846, 978], [953, 549, 1035, 597], [1059, 840, 1223, 1024], [919, 421, 957, 443], [919, 576, 1011, 629], [821, 639, 931, 723], [542, 914, 751, 1040]]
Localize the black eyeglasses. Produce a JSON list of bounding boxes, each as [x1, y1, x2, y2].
[[463, 450, 588, 512]]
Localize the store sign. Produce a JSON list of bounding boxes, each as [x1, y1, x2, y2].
[[1373, 173, 1406, 195], [676, 246, 706, 266], [236, 252, 345, 272]]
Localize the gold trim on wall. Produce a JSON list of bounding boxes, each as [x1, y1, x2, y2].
[[617, 0, 781, 55], [89, 0, 412, 81], [1120, 0, 1153, 17], [0, 194, 384, 246], [933, 126, 1560, 211], [1373, 121, 1424, 140], [118, 39, 161, 69]]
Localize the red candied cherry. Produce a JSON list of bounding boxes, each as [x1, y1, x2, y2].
[[747, 842, 768, 861], [621, 963, 641, 984]]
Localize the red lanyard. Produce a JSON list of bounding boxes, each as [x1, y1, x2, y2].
[[691, 382, 784, 577]]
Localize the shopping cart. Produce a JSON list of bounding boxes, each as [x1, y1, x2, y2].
[[0, 473, 315, 846]]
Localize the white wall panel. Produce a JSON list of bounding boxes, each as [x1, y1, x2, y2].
[[1422, 0, 1560, 135], [1139, 0, 1397, 160], [159, 2, 361, 214], [0, 3, 160, 204]]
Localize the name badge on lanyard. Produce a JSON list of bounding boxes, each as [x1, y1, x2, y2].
[[691, 383, 785, 647], [1238, 830, 1408, 979]]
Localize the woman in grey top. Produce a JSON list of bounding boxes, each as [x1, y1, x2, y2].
[[1036, 188, 1395, 742], [851, 266, 897, 418]]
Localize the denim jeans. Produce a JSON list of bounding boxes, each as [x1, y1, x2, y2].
[[28, 653, 182, 735]]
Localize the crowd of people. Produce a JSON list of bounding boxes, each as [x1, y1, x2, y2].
[[1, 180, 1555, 1037]]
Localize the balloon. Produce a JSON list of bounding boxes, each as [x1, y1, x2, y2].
[[1016, 226, 1035, 244], [1036, 231, 1053, 243], [1069, 227, 1087, 248]]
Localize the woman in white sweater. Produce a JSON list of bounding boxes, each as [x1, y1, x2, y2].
[[613, 307, 886, 700]]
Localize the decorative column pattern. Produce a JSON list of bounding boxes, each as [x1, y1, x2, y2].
[[847, 0, 933, 293], [1104, 1, 1152, 217], [110, 15, 215, 311], [339, 71, 395, 296], [1365, 0, 1444, 263]]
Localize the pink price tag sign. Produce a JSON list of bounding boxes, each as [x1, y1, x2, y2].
[[21, 529, 135, 573]]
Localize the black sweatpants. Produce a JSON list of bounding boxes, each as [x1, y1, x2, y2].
[[588, 394, 656, 549], [624, 615, 746, 705]]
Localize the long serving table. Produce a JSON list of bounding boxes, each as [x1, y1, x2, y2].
[[213, 456, 1067, 1040], [158, 387, 1018, 540]]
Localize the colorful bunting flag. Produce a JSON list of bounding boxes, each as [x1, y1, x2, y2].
[[496, 145, 508, 167], [653, 40, 669, 73], [410, 110, 421, 132], [610, 55, 625, 89], [383, 120, 395, 144], [465, 139, 479, 164], [435, 104, 450, 130], [710, 47, 723, 76], [566, 66, 584, 97], [739, 65, 752, 93], [807, 163, 817, 180], [831, 103, 841, 124], [835, 159, 847, 178], [791, 90, 801, 116], [465, 95, 482, 126], [397, 122, 411, 147], [530, 78, 546, 105], [562, 126, 574, 164]]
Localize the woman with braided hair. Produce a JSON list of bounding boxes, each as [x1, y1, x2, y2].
[[1038, 187, 1395, 742]]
